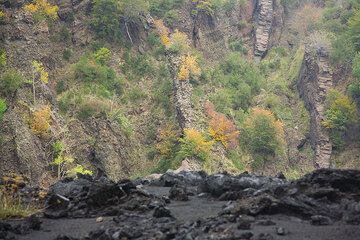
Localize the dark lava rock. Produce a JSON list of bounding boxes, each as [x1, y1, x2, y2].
[[169, 184, 189, 201], [310, 215, 333, 226], [256, 219, 276, 226], [44, 175, 165, 218], [201, 173, 286, 197], [256, 233, 275, 240], [153, 206, 173, 218], [153, 171, 207, 187], [237, 220, 252, 230]]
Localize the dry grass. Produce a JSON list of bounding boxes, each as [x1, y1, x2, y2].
[[0, 192, 38, 219]]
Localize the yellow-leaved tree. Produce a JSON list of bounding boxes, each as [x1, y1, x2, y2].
[[24, 0, 59, 21], [178, 54, 201, 81]]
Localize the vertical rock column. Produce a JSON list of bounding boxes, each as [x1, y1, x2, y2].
[[298, 45, 333, 169], [168, 55, 195, 131], [254, 0, 275, 57]]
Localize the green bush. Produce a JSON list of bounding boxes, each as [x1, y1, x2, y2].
[[349, 53, 360, 104], [62, 48, 72, 61], [240, 108, 285, 157], [0, 49, 6, 67], [90, 0, 122, 41], [207, 53, 264, 112], [150, 0, 185, 17], [163, 10, 179, 28], [0, 69, 25, 96], [74, 55, 122, 94], [122, 51, 154, 80], [0, 98, 6, 122], [93, 47, 111, 65], [322, 89, 357, 131]]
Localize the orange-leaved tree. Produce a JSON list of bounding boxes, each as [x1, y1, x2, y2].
[[205, 101, 239, 149]]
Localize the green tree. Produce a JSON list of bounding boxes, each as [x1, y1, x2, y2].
[[349, 9, 360, 51], [90, 0, 122, 41], [322, 89, 357, 131], [0, 98, 6, 122], [0, 69, 25, 97], [349, 53, 360, 104]]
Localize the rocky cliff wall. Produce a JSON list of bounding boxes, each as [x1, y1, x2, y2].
[[298, 41, 333, 169]]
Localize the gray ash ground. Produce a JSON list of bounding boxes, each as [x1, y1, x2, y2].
[[1, 169, 360, 240]]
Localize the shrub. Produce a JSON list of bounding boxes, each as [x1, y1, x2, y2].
[[205, 101, 239, 149], [0, 98, 6, 122], [322, 89, 357, 131], [155, 124, 178, 157], [169, 30, 190, 53], [240, 107, 285, 156], [31, 105, 52, 137], [24, 0, 59, 21], [0, 69, 25, 96], [154, 19, 171, 47], [121, 51, 154, 80], [349, 9, 360, 51], [93, 47, 111, 65], [0, 10, 5, 23], [290, 3, 321, 36], [177, 128, 213, 162], [192, 0, 216, 16], [163, 10, 179, 28], [50, 143, 92, 179], [0, 49, 6, 67], [178, 54, 201, 81], [349, 53, 360, 104], [77, 96, 111, 120], [150, 0, 185, 17], [55, 26, 71, 42], [90, 0, 122, 41], [74, 55, 121, 93], [62, 48, 72, 61]]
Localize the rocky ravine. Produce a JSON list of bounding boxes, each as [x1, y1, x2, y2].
[[1, 169, 360, 240]]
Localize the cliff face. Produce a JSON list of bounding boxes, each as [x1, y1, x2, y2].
[[298, 43, 333, 169]]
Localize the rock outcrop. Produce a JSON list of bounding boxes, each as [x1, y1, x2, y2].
[[298, 39, 333, 168], [254, 0, 275, 57]]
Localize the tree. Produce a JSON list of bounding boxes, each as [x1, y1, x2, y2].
[[177, 128, 213, 162], [178, 54, 201, 81], [349, 9, 360, 51], [205, 101, 239, 149], [0, 69, 25, 97], [50, 141, 93, 180], [349, 53, 360, 104], [90, 0, 122, 41], [24, 0, 59, 21], [240, 108, 285, 156], [322, 89, 357, 131]]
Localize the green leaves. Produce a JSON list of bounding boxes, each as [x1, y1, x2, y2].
[[0, 98, 7, 122]]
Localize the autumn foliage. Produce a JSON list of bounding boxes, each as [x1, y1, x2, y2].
[[31, 105, 51, 137], [178, 128, 213, 161], [24, 0, 59, 20], [32, 60, 48, 84], [155, 124, 178, 157], [178, 54, 201, 81], [154, 19, 201, 81], [154, 19, 171, 48], [205, 101, 239, 149]]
